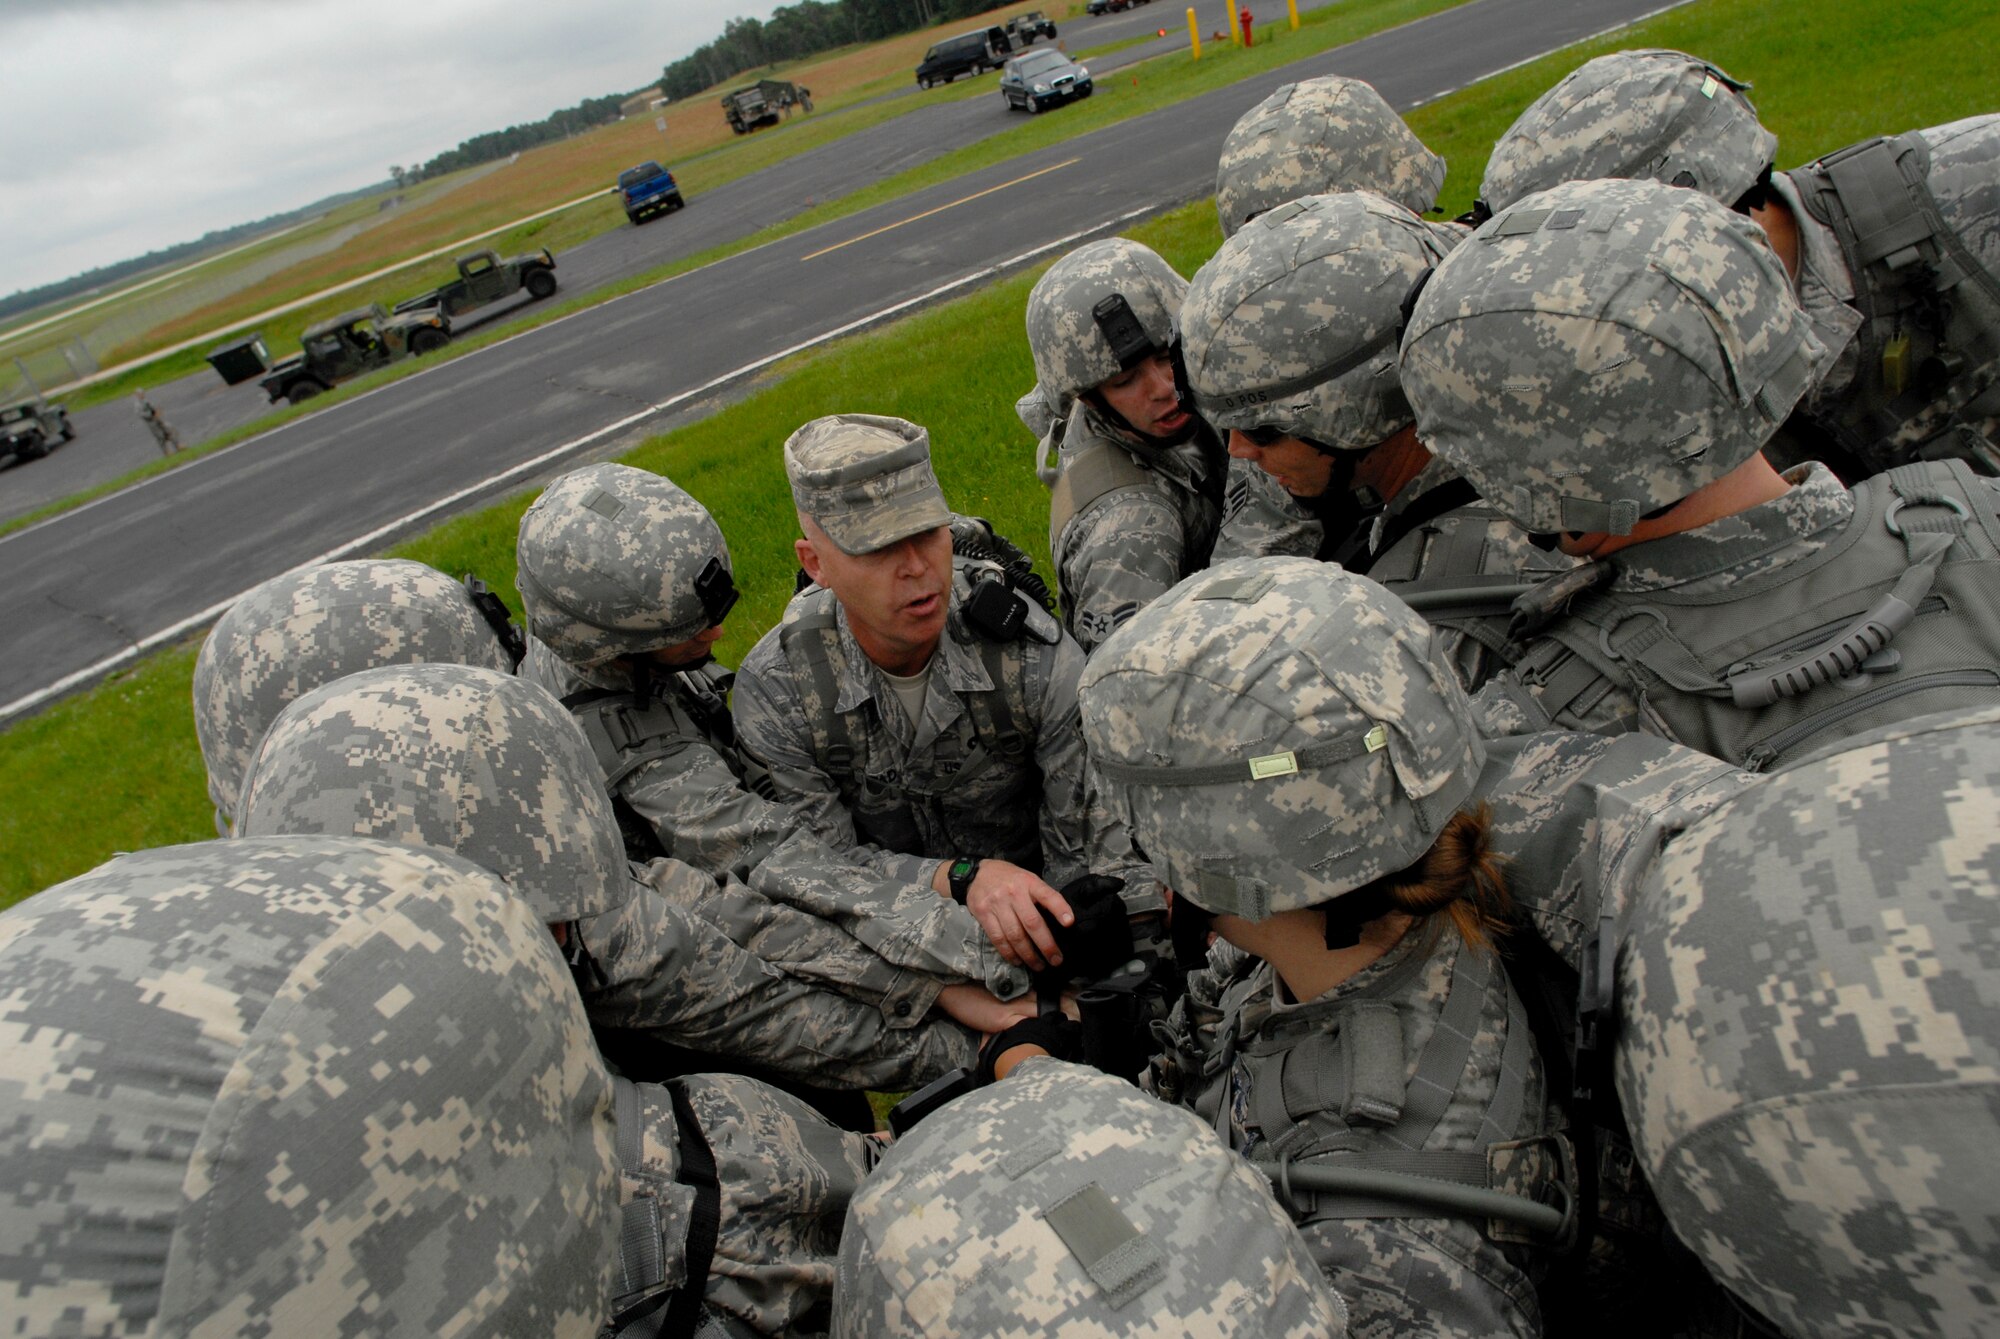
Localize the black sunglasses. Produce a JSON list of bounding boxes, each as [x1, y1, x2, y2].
[[1236, 425, 1290, 447]]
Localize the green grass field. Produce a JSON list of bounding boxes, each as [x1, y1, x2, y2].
[[1, 0, 1994, 907]]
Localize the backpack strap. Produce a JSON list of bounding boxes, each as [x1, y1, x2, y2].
[[1048, 439, 1155, 555], [604, 1077, 723, 1339]]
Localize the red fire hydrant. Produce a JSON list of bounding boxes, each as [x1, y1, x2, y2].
[[1240, 7, 1254, 45]]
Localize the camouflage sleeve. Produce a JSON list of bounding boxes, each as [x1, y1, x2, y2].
[[1059, 489, 1191, 654], [578, 876, 977, 1089], [619, 738, 793, 883], [1025, 629, 1162, 914], [632, 855, 947, 1025], [734, 649, 942, 893], [1471, 664, 1652, 740], [1211, 458, 1323, 561], [749, 837, 1032, 999]]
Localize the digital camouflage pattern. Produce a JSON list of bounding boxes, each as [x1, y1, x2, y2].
[[1212, 457, 1327, 561], [1617, 704, 2000, 1336], [1024, 237, 1183, 407], [192, 557, 512, 821], [1403, 178, 1825, 535], [236, 662, 630, 922], [786, 414, 952, 556], [0, 836, 618, 1338], [1478, 49, 1777, 215], [1078, 557, 1483, 917], [1182, 191, 1456, 449], [834, 1056, 1349, 1337], [1015, 381, 1061, 441], [736, 566, 1156, 912], [516, 462, 731, 668], [1045, 395, 1227, 653], [1215, 75, 1447, 235], [623, 1073, 881, 1335]]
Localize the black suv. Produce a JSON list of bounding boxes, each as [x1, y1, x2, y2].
[[916, 27, 1010, 88]]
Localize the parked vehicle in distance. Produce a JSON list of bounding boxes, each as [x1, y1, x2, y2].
[[392, 249, 557, 319], [0, 399, 72, 463], [916, 26, 1012, 88], [1005, 11, 1058, 44], [617, 162, 685, 224], [722, 79, 814, 133], [1085, 0, 1124, 14], [999, 48, 1093, 113], [257, 303, 450, 406]]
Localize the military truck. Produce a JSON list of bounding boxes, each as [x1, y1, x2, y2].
[[392, 249, 557, 318], [0, 399, 72, 463], [258, 303, 451, 406], [1005, 12, 1059, 44], [722, 79, 813, 134]]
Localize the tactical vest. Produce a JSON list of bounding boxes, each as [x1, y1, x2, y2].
[[564, 663, 774, 863], [1508, 460, 2000, 770], [1045, 424, 1226, 627], [774, 580, 1043, 863], [1789, 129, 2000, 473], [1199, 940, 1573, 1248], [603, 1076, 726, 1339]]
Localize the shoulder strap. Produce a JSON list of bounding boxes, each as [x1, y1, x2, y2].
[[1048, 439, 1155, 551], [604, 1078, 722, 1339], [776, 600, 864, 787], [561, 686, 708, 791]]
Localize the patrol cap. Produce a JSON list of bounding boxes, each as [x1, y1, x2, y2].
[[1024, 238, 1186, 406], [517, 462, 735, 670], [0, 836, 618, 1338], [1480, 49, 1778, 215], [1078, 557, 1482, 919], [1401, 178, 1823, 535], [236, 662, 630, 922], [1216, 75, 1447, 235], [786, 413, 952, 555], [1182, 191, 1456, 448], [193, 558, 514, 823], [834, 1056, 1348, 1337], [1617, 704, 2000, 1335]]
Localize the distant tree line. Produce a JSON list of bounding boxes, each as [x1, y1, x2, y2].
[[661, 0, 1003, 101], [394, 92, 629, 185]]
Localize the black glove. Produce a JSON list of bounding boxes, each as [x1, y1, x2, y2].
[[1041, 874, 1135, 981], [978, 1014, 1081, 1083]]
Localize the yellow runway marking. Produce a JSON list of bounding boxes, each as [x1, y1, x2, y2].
[[801, 159, 1083, 261]]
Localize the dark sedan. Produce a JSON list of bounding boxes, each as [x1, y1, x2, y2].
[[998, 48, 1093, 113]]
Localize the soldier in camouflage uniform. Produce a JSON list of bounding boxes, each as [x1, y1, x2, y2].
[[834, 1056, 1351, 1337], [0, 835, 621, 1337], [1023, 238, 1231, 652], [1480, 50, 2000, 478], [517, 461, 1031, 1021], [1402, 177, 2000, 769], [1618, 704, 2000, 1336], [1182, 190, 1570, 692], [192, 557, 515, 831], [229, 662, 941, 1333], [1214, 73, 1448, 237], [737, 414, 1156, 974], [234, 662, 979, 1096]]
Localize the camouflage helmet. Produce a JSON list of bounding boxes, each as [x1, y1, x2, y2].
[[192, 558, 514, 823], [517, 462, 734, 670], [1025, 238, 1186, 408], [1479, 49, 1778, 216], [1182, 191, 1457, 451], [1617, 704, 2000, 1336], [0, 836, 618, 1337], [235, 663, 630, 922], [1078, 557, 1482, 919], [1216, 75, 1447, 235], [1401, 178, 1823, 535], [835, 1056, 1348, 1337]]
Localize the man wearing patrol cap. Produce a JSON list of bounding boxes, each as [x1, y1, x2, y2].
[[736, 413, 1155, 975], [1479, 48, 2000, 480], [1401, 177, 2000, 768]]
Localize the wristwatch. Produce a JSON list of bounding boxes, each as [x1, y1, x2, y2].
[[947, 857, 980, 906]]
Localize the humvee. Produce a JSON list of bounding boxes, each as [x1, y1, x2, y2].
[[393, 249, 557, 318], [0, 399, 72, 463], [1006, 12, 1059, 44], [258, 303, 450, 406], [722, 80, 814, 134]]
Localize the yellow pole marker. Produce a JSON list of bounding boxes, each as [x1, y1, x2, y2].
[[1187, 7, 1201, 58], [1224, 0, 1240, 43], [1287, 0, 1300, 28]]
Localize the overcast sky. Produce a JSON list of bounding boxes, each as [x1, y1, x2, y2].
[[1, 0, 786, 297]]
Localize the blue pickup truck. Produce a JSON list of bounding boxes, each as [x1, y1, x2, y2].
[[618, 161, 685, 224]]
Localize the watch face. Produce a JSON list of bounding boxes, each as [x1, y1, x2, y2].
[[952, 859, 976, 879]]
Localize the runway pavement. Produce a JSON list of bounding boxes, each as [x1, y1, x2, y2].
[[0, 0, 1684, 721]]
